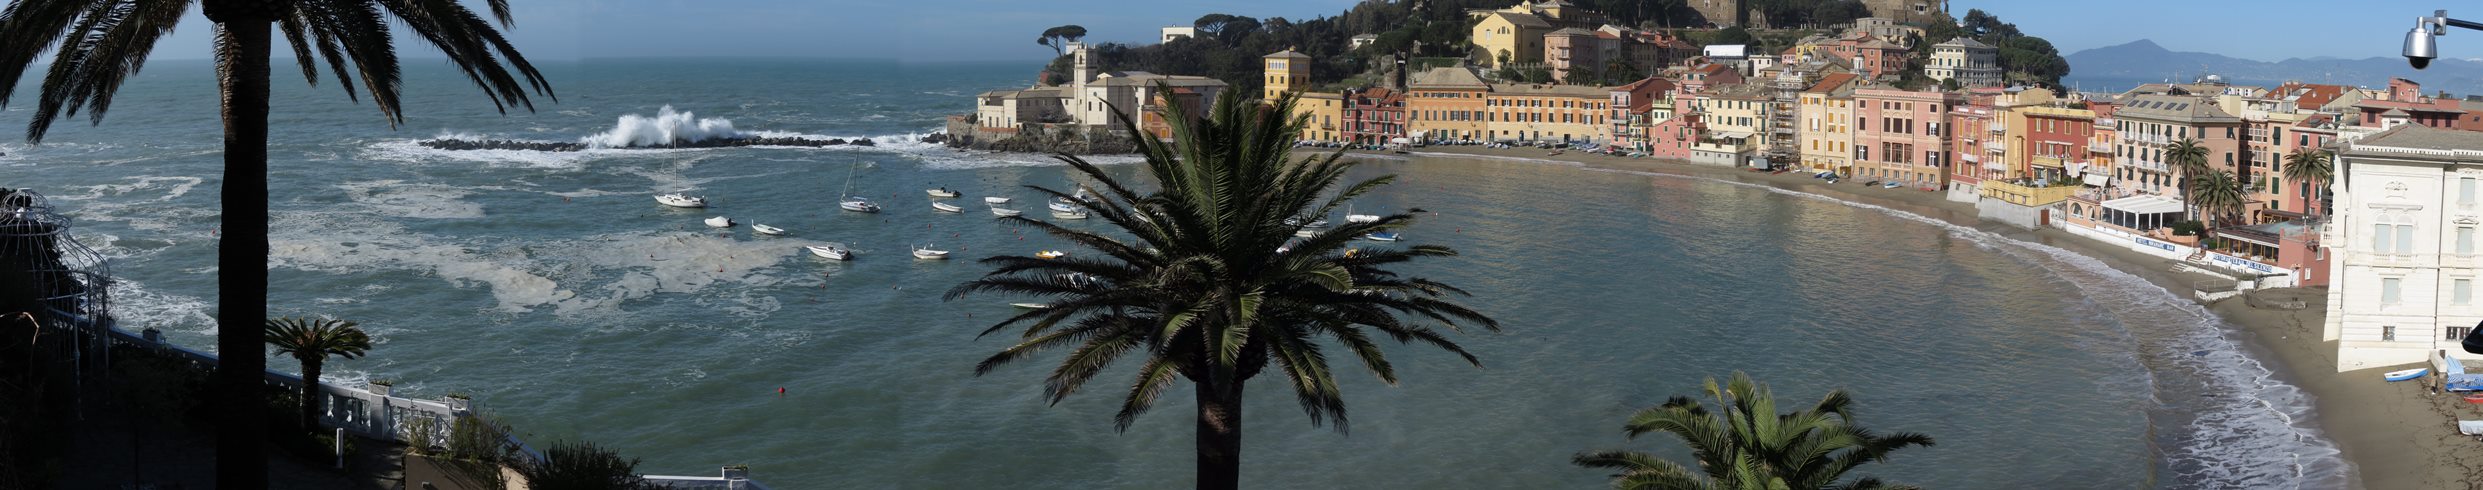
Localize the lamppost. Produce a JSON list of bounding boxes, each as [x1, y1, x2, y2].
[[2405, 10, 2483, 69]]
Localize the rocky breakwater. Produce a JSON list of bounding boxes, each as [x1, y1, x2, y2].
[[417, 136, 878, 152], [929, 128, 1137, 155]]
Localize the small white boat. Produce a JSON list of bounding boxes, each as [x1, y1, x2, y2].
[[1048, 199, 1081, 213], [752, 223, 787, 235], [1362, 231, 1401, 242], [655, 193, 707, 208], [1287, 216, 1329, 228], [912, 245, 950, 260], [927, 187, 960, 198], [1051, 210, 1089, 220], [1294, 229, 1318, 238], [932, 201, 963, 213], [704, 216, 734, 228], [805, 245, 853, 261], [1346, 214, 1381, 224], [1035, 250, 1066, 259], [984, 196, 1011, 205], [1010, 302, 1051, 309], [2384, 367, 2431, 382], [839, 196, 881, 213], [991, 207, 1023, 217]]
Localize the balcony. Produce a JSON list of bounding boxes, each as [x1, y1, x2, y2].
[[2089, 142, 2112, 153], [1959, 152, 1979, 163], [2128, 133, 2170, 145], [2031, 155, 2065, 168], [1983, 141, 2005, 152], [1980, 179, 2082, 206], [2127, 159, 2169, 173], [1988, 122, 2005, 133]]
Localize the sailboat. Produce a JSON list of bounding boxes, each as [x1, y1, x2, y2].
[[838, 161, 881, 213]]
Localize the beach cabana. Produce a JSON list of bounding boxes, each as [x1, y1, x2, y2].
[[2099, 194, 2185, 230]]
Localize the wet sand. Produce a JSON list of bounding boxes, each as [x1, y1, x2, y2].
[[1344, 145, 2481, 489]]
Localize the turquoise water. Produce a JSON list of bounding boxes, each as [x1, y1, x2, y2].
[[4, 59, 2344, 488]]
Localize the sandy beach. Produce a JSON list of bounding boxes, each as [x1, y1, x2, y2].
[[1358, 145, 2483, 489]]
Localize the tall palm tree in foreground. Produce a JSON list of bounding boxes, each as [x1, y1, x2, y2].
[[2191, 169, 2248, 246], [948, 87, 1499, 490], [1574, 372, 1933, 490], [2282, 149, 2333, 216], [0, 1, 553, 485], [2164, 138, 2210, 221], [265, 316, 372, 434]]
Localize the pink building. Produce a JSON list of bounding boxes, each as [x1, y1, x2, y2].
[[1853, 87, 1961, 189], [1645, 112, 1703, 160]]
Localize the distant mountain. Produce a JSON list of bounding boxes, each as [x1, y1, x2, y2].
[[2063, 39, 2483, 95]]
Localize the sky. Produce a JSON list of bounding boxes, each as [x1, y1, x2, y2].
[[109, 0, 2483, 63]]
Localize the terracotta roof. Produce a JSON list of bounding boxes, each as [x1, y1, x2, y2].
[[1410, 67, 1490, 89], [2115, 94, 2238, 123], [2349, 124, 2483, 153], [1548, 27, 1597, 37], [1265, 49, 1310, 59], [1804, 73, 1860, 94]]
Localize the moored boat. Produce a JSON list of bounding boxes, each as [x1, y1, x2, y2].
[[655, 193, 707, 208], [1051, 209, 1089, 220], [984, 196, 1011, 204], [912, 245, 950, 260], [752, 223, 787, 235], [2384, 367, 2431, 382], [931, 201, 963, 213], [1362, 231, 1401, 242], [703, 216, 734, 228], [839, 196, 881, 213], [1010, 302, 1050, 309], [805, 245, 853, 261], [926, 187, 960, 198], [1035, 250, 1066, 259], [991, 207, 1023, 217]]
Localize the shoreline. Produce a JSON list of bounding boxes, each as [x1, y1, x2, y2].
[[1339, 145, 2478, 489]]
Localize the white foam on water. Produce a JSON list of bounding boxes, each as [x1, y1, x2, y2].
[[361, 139, 607, 169], [580, 105, 754, 148], [109, 278, 218, 336], [337, 180, 490, 219], [1440, 154, 2350, 488]]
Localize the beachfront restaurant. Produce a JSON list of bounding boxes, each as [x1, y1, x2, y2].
[[2098, 194, 2186, 231]]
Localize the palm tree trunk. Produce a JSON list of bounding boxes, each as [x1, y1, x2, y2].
[[1195, 379, 1244, 490], [301, 358, 323, 434], [212, 17, 273, 489]]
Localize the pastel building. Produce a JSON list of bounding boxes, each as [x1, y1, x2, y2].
[[1925, 37, 2000, 88], [2324, 125, 2483, 370], [2112, 93, 2244, 202], [1408, 67, 1494, 142], [1483, 83, 1613, 143], [1796, 73, 1860, 173], [1852, 87, 1960, 188]]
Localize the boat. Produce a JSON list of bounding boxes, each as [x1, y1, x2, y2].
[[984, 196, 1011, 205], [1344, 203, 1379, 224], [804, 245, 853, 261], [1036, 250, 1066, 259], [1048, 198, 1081, 213], [703, 216, 734, 228], [991, 207, 1023, 217], [1286, 216, 1328, 228], [1010, 302, 1051, 309], [751, 223, 787, 236], [1881, 181, 1903, 189], [926, 187, 960, 198], [2384, 367, 2431, 382], [2464, 393, 2483, 404], [1362, 231, 1401, 242], [837, 161, 879, 213], [839, 197, 881, 213], [1051, 209, 1089, 220], [911, 245, 950, 260], [655, 193, 707, 208], [1295, 229, 1318, 238], [931, 202, 963, 213]]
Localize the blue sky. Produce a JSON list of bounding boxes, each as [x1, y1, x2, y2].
[[115, 0, 2482, 63]]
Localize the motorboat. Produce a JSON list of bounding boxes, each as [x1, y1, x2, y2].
[[912, 245, 950, 260], [703, 216, 734, 228], [1048, 198, 1082, 213], [752, 224, 787, 236], [985, 196, 1011, 205], [1362, 231, 1401, 242], [655, 193, 706, 208], [805, 245, 853, 261], [931, 202, 963, 213], [1051, 209, 1090, 220], [2384, 367, 2431, 382], [926, 187, 960, 198], [1010, 302, 1051, 309], [1036, 250, 1066, 259], [991, 207, 1023, 217], [839, 196, 881, 213]]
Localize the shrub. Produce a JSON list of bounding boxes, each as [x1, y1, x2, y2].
[[2170, 220, 2205, 236], [518, 440, 657, 490]]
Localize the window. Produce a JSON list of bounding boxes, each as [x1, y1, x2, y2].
[[2383, 277, 2403, 305], [2376, 223, 2394, 253], [2464, 177, 2477, 205], [2453, 326, 2474, 341], [2401, 223, 2417, 254], [2462, 226, 2475, 255], [2384, 325, 2398, 341], [2457, 279, 2473, 305]]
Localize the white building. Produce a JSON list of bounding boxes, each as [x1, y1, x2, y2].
[[1162, 26, 1196, 43], [2325, 125, 2483, 370], [1351, 34, 1379, 49], [1061, 43, 1226, 132], [1925, 37, 1999, 88]]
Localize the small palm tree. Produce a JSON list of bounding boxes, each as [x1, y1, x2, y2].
[[0, 2, 552, 484], [2282, 149, 2334, 216], [949, 86, 1498, 490], [2164, 139, 2211, 221], [265, 316, 373, 435], [1574, 372, 1934, 490], [2191, 169, 2249, 246]]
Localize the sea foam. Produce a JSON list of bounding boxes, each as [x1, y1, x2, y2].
[[580, 105, 751, 148]]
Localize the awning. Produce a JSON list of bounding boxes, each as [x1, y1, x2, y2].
[[2082, 173, 2110, 187], [1714, 131, 1752, 140], [2101, 194, 2184, 215]]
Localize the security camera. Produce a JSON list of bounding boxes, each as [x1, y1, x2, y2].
[[2408, 23, 2439, 69]]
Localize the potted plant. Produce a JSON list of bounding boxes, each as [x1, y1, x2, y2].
[[367, 379, 393, 397]]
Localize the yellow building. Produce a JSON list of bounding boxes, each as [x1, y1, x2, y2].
[[1408, 67, 1493, 142], [1483, 83, 1612, 143], [1292, 92, 1345, 142], [1693, 83, 1776, 153], [1472, 12, 1553, 68], [1263, 49, 1311, 101], [1797, 73, 1861, 173]]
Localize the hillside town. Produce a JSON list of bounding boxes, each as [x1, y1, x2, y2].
[[951, 0, 2483, 377]]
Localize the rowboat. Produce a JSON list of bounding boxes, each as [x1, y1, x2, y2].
[[931, 202, 963, 213], [751, 224, 786, 236], [991, 207, 1023, 217], [2384, 367, 2431, 382], [1051, 210, 1089, 220], [703, 216, 734, 228]]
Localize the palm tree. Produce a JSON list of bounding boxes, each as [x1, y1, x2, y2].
[[2282, 149, 2334, 216], [0, 2, 552, 485], [1573, 372, 1934, 490], [948, 87, 1498, 490], [264, 316, 372, 434], [2191, 169, 2249, 248], [2164, 138, 2211, 221]]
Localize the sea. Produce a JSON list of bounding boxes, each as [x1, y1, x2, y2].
[[3, 59, 2347, 488]]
